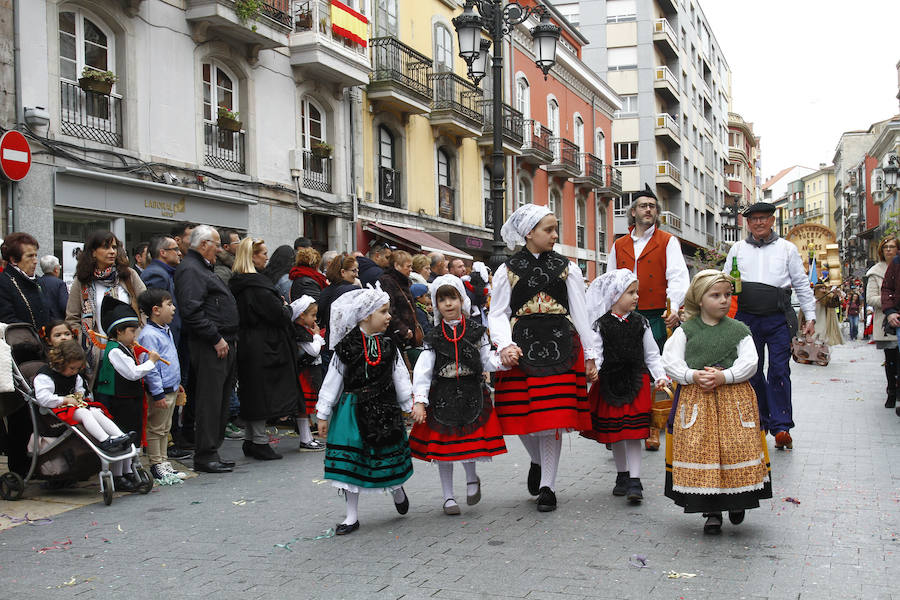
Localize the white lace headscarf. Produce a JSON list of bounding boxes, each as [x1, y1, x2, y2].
[[327, 285, 391, 350], [586, 268, 638, 326], [500, 203, 552, 250], [290, 295, 316, 322], [683, 269, 733, 320], [429, 274, 472, 326]]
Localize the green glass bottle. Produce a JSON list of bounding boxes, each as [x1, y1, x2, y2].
[[730, 257, 742, 295]]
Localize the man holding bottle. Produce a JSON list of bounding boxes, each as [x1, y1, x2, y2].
[[723, 202, 816, 450]]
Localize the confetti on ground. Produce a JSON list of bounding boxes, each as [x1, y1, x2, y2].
[[0, 513, 53, 526], [190, 501, 202, 505], [274, 528, 335, 550], [116, 524, 124, 532], [666, 571, 697, 579], [34, 538, 73, 554], [628, 554, 648, 568], [154, 473, 183, 486], [783, 497, 801, 505], [311, 479, 327, 485], [233, 500, 247, 506], [54, 576, 95, 588], [828, 378, 846, 382]]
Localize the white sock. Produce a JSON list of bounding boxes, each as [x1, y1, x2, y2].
[[539, 434, 562, 491], [625, 439, 642, 478], [462, 462, 479, 496], [391, 487, 407, 504], [111, 461, 123, 476], [519, 434, 540, 463], [611, 440, 628, 472], [438, 462, 454, 501], [297, 417, 313, 444], [343, 491, 359, 525], [74, 408, 109, 442], [90, 408, 124, 437]]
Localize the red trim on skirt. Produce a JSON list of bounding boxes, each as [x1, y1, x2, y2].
[[298, 368, 319, 416], [51, 401, 113, 427], [409, 411, 507, 462], [581, 373, 651, 443], [493, 340, 590, 435]]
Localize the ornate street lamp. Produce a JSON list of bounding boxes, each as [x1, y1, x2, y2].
[[453, 0, 561, 272], [884, 153, 899, 190]]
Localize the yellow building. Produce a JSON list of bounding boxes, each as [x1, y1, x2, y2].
[[801, 165, 836, 231]]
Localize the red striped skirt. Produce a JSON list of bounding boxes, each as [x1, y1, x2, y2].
[[409, 411, 507, 462], [51, 401, 113, 427], [298, 366, 321, 416], [493, 339, 590, 435], [581, 373, 651, 443]]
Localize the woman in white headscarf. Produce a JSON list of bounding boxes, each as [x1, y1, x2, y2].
[[488, 204, 600, 513], [315, 286, 414, 535]]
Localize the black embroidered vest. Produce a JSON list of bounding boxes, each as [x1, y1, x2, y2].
[[595, 313, 648, 407], [38, 365, 77, 396], [294, 325, 318, 368]]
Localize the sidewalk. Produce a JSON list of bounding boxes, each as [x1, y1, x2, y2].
[[1, 341, 898, 599]]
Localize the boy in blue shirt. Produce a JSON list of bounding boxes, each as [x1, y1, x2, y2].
[[138, 288, 185, 481]]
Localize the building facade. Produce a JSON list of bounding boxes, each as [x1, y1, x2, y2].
[[799, 165, 835, 230], [723, 111, 759, 244]]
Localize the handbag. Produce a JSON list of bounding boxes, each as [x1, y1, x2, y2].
[[402, 293, 424, 347], [791, 334, 830, 367]]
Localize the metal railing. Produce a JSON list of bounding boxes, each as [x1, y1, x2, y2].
[[479, 100, 524, 147], [722, 227, 741, 243], [204, 122, 245, 173], [522, 119, 553, 156], [655, 113, 680, 137], [260, 0, 292, 27], [604, 165, 622, 194], [653, 18, 676, 45], [706, 233, 715, 247], [580, 152, 604, 184], [294, 0, 368, 56], [430, 72, 482, 124], [653, 65, 679, 91], [301, 150, 332, 192], [370, 36, 433, 103], [551, 137, 580, 171], [656, 160, 681, 183], [59, 80, 123, 147], [659, 210, 682, 232]]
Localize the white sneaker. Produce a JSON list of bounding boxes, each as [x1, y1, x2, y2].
[[161, 461, 188, 480]]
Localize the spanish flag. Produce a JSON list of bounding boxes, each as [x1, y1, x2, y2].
[[331, 0, 368, 47]]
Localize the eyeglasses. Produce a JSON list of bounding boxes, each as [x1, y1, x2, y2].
[[635, 202, 657, 210], [747, 215, 773, 223], [161, 246, 179, 252]]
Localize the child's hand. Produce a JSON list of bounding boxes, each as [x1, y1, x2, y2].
[[317, 419, 329, 438], [585, 359, 598, 383], [62, 394, 77, 406], [154, 398, 168, 409], [411, 402, 426, 424], [705, 367, 726, 387], [654, 378, 669, 391], [692, 369, 717, 391], [311, 324, 321, 337], [178, 385, 185, 394], [500, 345, 522, 367], [148, 350, 161, 363]]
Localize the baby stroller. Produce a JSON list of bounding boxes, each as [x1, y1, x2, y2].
[[0, 323, 152, 505]]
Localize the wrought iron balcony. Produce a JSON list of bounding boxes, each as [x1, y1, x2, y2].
[[369, 36, 432, 115], [478, 100, 524, 154], [429, 72, 483, 137], [60, 80, 123, 147], [301, 150, 332, 193], [573, 152, 604, 187], [204, 122, 245, 174], [186, 0, 292, 51], [290, 0, 370, 88], [521, 119, 553, 166], [596, 164, 622, 197], [548, 137, 581, 177]]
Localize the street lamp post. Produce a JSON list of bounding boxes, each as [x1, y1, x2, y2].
[[453, 1, 560, 273]]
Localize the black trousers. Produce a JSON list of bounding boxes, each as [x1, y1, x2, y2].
[[189, 338, 237, 464], [2, 405, 34, 477]]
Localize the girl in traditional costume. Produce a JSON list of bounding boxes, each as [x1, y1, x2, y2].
[[488, 204, 599, 512], [316, 286, 414, 535], [582, 269, 668, 504], [661, 270, 771, 533], [409, 275, 507, 515], [291, 295, 326, 452]]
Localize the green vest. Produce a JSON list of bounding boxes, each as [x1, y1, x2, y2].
[[95, 341, 142, 399], [681, 317, 750, 370]]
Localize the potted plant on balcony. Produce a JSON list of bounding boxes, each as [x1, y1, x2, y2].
[[217, 106, 242, 132], [311, 141, 333, 159], [78, 67, 117, 95]]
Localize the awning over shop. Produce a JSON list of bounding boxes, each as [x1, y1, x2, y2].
[[363, 222, 473, 260]]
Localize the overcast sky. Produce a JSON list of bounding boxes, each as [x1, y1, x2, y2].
[[699, 0, 899, 181]]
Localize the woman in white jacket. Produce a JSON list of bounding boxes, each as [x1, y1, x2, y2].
[[866, 234, 898, 409]]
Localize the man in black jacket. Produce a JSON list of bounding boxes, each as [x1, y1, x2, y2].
[[37, 255, 69, 321], [174, 225, 240, 473], [357, 241, 392, 287]]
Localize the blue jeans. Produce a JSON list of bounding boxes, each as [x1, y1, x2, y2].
[[848, 315, 859, 340]]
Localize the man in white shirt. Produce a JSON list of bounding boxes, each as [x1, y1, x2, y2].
[[723, 202, 816, 450], [607, 185, 690, 449]]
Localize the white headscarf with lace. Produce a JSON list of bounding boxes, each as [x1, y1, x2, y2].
[[290, 295, 316, 322], [586, 268, 638, 326], [328, 285, 391, 350], [500, 203, 552, 250], [429, 274, 472, 326]]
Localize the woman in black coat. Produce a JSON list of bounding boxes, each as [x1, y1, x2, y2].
[[288, 246, 326, 302], [228, 238, 300, 461]]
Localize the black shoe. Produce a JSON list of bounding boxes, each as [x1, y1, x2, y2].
[[110, 433, 133, 447], [394, 487, 409, 515], [703, 512, 723, 534], [886, 393, 896, 409], [896, 404, 900, 418], [527, 462, 541, 496], [193, 461, 233, 473], [536, 486, 557, 512], [126, 431, 140, 447], [98, 437, 125, 454], [242, 440, 253, 457], [612, 471, 629, 496], [335, 521, 360, 535], [247, 443, 282, 461], [219, 459, 236, 468], [113, 475, 137, 492], [626, 478, 643, 504], [728, 510, 746, 525], [167, 447, 193, 460]]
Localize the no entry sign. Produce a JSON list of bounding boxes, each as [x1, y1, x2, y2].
[[0, 130, 32, 181]]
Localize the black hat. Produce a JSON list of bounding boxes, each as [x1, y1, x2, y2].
[[100, 296, 140, 337], [742, 202, 776, 217], [633, 184, 657, 201]]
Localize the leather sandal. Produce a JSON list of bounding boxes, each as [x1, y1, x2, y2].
[[466, 476, 481, 506], [443, 499, 461, 515]]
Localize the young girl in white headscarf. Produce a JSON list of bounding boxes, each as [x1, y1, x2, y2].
[[408, 274, 507, 515], [291, 294, 325, 451], [488, 204, 600, 512], [582, 269, 668, 504], [661, 269, 770, 534], [316, 287, 414, 535]]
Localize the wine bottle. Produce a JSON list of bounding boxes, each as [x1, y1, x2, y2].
[[730, 257, 742, 295]]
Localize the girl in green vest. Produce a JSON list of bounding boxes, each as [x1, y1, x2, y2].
[[661, 270, 772, 534]]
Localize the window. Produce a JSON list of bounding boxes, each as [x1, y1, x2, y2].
[[615, 94, 638, 117], [574, 115, 584, 166], [517, 176, 532, 207], [607, 0, 636, 22], [607, 46, 637, 71], [483, 167, 493, 227], [614, 194, 630, 217], [595, 130, 606, 163], [598, 204, 607, 252], [437, 148, 454, 220], [203, 61, 244, 173], [547, 98, 560, 135], [378, 126, 398, 206], [614, 142, 638, 166], [576, 198, 586, 248], [59, 10, 113, 83], [203, 62, 237, 122], [299, 98, 325, 152], [375, 0, 398, 37], [379, 126, 394, 169], [434, 24, 453, 72], [516, 76, 530, 119], [549, 188, 563, 234]]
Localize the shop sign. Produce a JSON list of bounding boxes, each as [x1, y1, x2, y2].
[[145, 197, 186, 218], [785, 223, 836, 263]]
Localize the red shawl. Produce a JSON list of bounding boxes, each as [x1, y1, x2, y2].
[[289, 266, 327, 289]]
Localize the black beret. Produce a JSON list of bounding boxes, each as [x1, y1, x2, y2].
[[742, 202, 776, 217]]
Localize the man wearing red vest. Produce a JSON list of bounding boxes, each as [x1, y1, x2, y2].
[[607, 185, 689, 450]]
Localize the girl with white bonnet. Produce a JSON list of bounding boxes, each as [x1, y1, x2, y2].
[[316, 286, 414, 535], [582, 269, 668, 504], [408, 274, 507, 515], [661, 269, 771, 534], [290, 294, 325, 451], [488, 203, 600, 512]]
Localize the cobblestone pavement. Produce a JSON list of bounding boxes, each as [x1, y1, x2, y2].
[[1, 340, 899, 599]]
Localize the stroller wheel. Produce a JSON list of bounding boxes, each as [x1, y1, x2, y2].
[[101, 473, 114, 506], [0, 472, 25, 501], [135, 466, 153, 494]]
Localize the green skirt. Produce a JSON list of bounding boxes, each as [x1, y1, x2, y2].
[[323, 392, 413, 492]]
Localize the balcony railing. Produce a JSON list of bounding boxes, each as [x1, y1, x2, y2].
[[706, 233, 715, 247], [659, 210, 682, 232], [431, 72, 482, 124], [653, 18, 677, 43], [479, 100, 524, 148], [653, 65, 679, 91], [805, 207, 823, 218], [294, 0, 368, 56], [655, 112, 680, 137], [301, 150, 332, 193], [656, 160, 681, 183], [521, 119, 553, 161], [550, 137, 580, 172], [260, 0, 292, 27], [204, 122, 245, 173], [60, 80, 123, 147], [577, 152, 604, 186], [722, 227, 741, 243], [370, 36, 432, 104], [601, 165, 622, 195]]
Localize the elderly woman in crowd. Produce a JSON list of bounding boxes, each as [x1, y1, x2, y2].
[[66, 230, 145, 387], [229, 238, 300, 461], [867, 235, 898, 409], [410, 254, 431, 286], [289, 246, 326, 302]]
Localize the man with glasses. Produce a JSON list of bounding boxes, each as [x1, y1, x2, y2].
[[358, 240, 393, 287], [723, 202, 816, 450], [141, 236, 183, 344], [607, 184, 689, 450]]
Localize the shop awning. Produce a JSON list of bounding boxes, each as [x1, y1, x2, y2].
[[363, 222, 473, 260]]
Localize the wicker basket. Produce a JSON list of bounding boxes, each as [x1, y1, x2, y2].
[[649, 386, 675, 430]]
